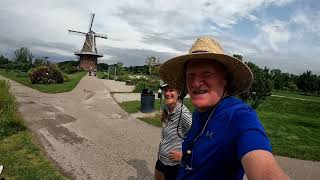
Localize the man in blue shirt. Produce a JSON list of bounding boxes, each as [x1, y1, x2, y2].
[[159, 37, 288, 179]]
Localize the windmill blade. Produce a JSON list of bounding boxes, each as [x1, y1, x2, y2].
[[94, 33, 108, 39], [68, 30, 87, 35], [88, 13, 95, 32]]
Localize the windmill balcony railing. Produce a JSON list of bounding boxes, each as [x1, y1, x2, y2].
[[74, 51, 103, 57]]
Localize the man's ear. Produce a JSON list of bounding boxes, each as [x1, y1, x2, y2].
[[223, 79, 227, 87], [178, 85, 188, 100]]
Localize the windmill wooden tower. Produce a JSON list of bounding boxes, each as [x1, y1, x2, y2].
[[68, 13, 108, 71]]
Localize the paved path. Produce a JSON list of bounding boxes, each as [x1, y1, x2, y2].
[[271, 94, 320, 103], [2, 75, 160, 180], [2, 75, 320, 180]]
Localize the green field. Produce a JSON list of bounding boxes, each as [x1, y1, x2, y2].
[[256, 95, 320, 161], [0, 132, 67, 179], [0, 70, 86, 93], [119, 95, 320, 161], [272, 90, 320, 102], [0, 80, 66, 179]]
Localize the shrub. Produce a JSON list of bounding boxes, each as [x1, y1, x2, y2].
[[28, 65, 64, 84], [134, 79, 160, 93], [4, 62, 32, 72], [116, 75, 129, 81], [288, 83, 298, 91], [63, 74, 70, 82], [60, 64, 79, 74], [109, 75, 116, 80], [0, 80, 25, 139], [101, 72, 108, 79]]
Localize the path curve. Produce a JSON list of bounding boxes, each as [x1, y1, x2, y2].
[[2, 74, 160, 180]]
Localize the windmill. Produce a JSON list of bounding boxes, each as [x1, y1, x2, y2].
[[68, 13, 108, 71]]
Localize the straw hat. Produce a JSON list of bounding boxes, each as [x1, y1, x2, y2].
[[159, 36, 253, 96]]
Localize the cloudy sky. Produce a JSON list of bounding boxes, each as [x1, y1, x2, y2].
[[0, 0, 319, 74]]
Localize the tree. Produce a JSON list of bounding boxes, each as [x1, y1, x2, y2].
[[0, 54, 9, 65], [0, 54, 9, 69], [13, 47, 33, 72], [128, 65, 149, 75], [270, 69, 282, 90], [97, 63, 109, 71], [295, 70, 317, 95], [145, 56, 160, 76], [233, 55, 273, 109], [57, 60, 79, 67], [33, 57, 50, 67], [14, 47, 33, 64], [233, 54, 243, 61], [114, 62, 126, 75], [270, 69, 291, 90]]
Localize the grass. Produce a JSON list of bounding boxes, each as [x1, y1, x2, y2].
[[139, 114, 162, 127], [0, 69, 86, 93], [272, 90, 320, 102], [118, 98, 194, 114], [0, 80, 25, 138], [96, 71, 106, 79], [256, 96, 320, 161], [0, 80, 66, 179], [119, 96, 320, 161], [0, 132, 67, 179]]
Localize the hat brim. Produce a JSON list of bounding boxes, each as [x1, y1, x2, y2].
[[159, 83, 168, 90], [159, 52, 253, 96]]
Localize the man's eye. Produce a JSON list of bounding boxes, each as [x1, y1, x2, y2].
[[203, 72, 213, 77], [186, 74, 194, 79]]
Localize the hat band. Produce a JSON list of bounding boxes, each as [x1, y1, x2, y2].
[[191, 50, 210, 53]]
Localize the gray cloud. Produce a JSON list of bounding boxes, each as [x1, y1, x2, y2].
[[0, 0, 319, 75], [99, 45, 175, 66]]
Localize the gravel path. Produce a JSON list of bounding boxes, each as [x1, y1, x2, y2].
[[1, 75, 320, 180]]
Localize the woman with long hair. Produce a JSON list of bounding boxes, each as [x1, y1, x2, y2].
[[155, 83, 192, 180]]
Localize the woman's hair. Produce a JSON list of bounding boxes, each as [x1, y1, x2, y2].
[[160, 99, 181, 123], [160, 109, 168, 123]]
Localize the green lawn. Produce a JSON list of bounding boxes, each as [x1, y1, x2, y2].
[[256, 96, 320, 161], [0, 70, 86, 93], [0, 132, 67, 180], [119, 96, 320, 161], [272, 90, 320, 102], [118, 98, 194, 114], [0, 80, 67, 179], [139, 114, 162, 127]]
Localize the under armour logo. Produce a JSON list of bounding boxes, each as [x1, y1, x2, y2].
[[205, 131, 214, 139]]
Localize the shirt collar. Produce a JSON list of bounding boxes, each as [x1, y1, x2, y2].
[[163, 101, 182, 115]]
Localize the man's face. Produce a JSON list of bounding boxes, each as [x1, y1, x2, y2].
[[186, 60, 227, 112]]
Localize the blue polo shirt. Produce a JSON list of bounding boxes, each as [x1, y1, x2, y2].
[[177, 96, 271, 180]]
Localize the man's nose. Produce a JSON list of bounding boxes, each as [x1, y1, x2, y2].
[[190, 76, 204, 88]]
